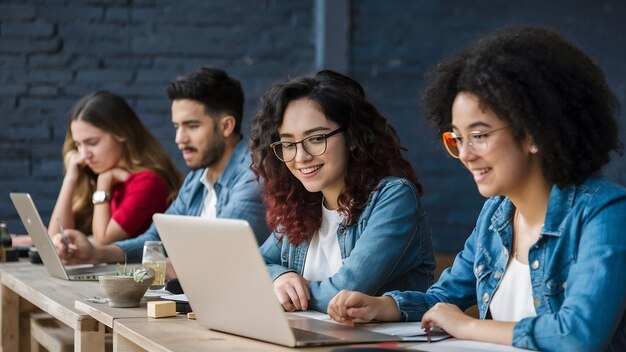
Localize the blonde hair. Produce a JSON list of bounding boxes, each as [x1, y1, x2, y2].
[[63, 91, 183, 234]]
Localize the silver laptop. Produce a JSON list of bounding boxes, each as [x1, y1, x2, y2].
[[153, 214, 401, 347], [10, 193, 117, 281]]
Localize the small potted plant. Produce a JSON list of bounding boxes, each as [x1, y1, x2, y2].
[[98, 264, 155, 308]]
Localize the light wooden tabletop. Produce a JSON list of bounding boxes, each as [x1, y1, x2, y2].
[[109, 309, 526, 352], [0, 260, 107, 352], [112, 315, 363, 352], [1, 262, 526, 352], [75, 298, 150, 328], [0, 260, 103, 329]]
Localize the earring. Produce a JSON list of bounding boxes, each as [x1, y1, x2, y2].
[[530, 145, 538, 153]]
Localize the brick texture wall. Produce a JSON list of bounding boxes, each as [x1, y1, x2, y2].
[[0, 0, 314, 234], [1, 1, 625, 254]]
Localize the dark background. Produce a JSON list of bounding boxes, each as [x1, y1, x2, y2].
[[1, 0, 625, 254]]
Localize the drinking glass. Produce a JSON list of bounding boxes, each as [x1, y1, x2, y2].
[[142, 241, 166, 290]]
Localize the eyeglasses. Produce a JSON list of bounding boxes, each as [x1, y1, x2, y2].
[[269, 127, 345, 162], [442, 126, 509, 158]]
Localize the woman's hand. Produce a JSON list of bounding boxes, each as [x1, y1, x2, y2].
[[421, 302, 475, 339], [328, 290, 401, 326], [52, 229, 96, 264], [10, 234, 33, 247], [272, 272, 311, 311], [96, 167, 130, 189], [165, 258, 177, 280], [64, 150, 86, 181]]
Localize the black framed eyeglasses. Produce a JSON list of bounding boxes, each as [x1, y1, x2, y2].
[[269, 127, 346, 162]]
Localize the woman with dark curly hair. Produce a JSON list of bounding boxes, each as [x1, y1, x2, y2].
[[250, 70, 435, 313], [328, 26, 625, 351]]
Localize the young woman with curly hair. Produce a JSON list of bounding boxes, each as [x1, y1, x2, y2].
[[250, 70, 435, 313], [48, 91, 183, 245], [328, 26, 626, 352]]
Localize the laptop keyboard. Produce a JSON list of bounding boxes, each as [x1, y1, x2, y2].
[[291, 327, 342, 342]]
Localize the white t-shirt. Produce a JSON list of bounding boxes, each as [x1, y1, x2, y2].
[[199, 169, 217, 219], [489, 257, 537, 321], [302, 205, 343, 282]]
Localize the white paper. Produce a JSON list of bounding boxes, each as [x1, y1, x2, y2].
[[409, 338, 527, 351], [359, 322, 449, 341], [159, 293, 188, 301], [287, 310, 332, 320], [287, 313, 452, 341], [361, 322, 425, 336]]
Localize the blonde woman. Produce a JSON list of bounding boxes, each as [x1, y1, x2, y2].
[[48, 91, 183, 245]]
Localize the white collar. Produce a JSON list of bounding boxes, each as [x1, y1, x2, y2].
[[199, 168, 213, 190]]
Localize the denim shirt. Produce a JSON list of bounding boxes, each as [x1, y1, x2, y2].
[[261, 176, 436, 312], [386, 176, 626, 352], [115, 140, 270, 262]]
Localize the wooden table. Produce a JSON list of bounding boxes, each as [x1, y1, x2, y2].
[[110, 313, 527, 352], [0, 261, 106, 352], [75, 298, 151, 329], [112, 315, 358, 352]]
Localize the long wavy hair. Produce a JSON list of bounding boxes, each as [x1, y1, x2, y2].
[[250, 70, 421, 245], [62, 91, 183, 234]]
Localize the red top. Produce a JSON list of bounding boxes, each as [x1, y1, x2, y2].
[[110, 170, 170, 237]]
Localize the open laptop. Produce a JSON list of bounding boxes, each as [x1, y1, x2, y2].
[[153, 213, 401, 347], [10, 193, 117, 280]]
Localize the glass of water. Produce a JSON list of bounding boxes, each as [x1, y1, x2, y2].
[[142, 241, 166, 290]]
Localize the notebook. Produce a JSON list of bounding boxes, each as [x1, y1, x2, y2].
[[153, 213, 401, 347], [10, 193, 117, 280]]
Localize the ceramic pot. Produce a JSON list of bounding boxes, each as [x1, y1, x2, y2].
[[98, 273, 154, 308]]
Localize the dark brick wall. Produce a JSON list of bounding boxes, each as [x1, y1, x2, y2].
[[0, 0, 314, 234], [351, 0, 626, 253], [2, 1, 624, 255]]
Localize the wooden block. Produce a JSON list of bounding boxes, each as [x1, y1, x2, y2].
[[147, 301, 176, 318], [187, 312, 196, 320]]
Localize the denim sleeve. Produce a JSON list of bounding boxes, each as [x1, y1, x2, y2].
[[260, 232, 295, 280], [512, 197, 626, 352], [383, 290, 434, 322], [306, 181, 430, 312], [384, 225, 483, 321], [218, 173, 270, 246], [113, 172, 196, 263]]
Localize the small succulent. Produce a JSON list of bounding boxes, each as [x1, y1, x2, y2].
[[116, 263, 151, 283]]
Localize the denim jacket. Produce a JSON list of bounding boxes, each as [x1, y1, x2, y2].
[[386, 176, 626, 352], [115, 140, 270, 262], [261, 176, 436, 312]]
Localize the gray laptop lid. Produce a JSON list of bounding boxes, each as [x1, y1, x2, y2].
[[153, 214, 400, 347], [10, 193, 115, 281]]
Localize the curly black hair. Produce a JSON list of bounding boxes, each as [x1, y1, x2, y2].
[[422, 26, 622, 187], [250, 70, 421, 244]]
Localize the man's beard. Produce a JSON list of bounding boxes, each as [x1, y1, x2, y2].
[[196, 137, 225, 169]]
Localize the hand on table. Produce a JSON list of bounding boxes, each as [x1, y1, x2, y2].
[[421, 302, 475, 339], [272, 272, 311, 311], [327, 290, 400, 326], [10, 234, 33, 247]]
